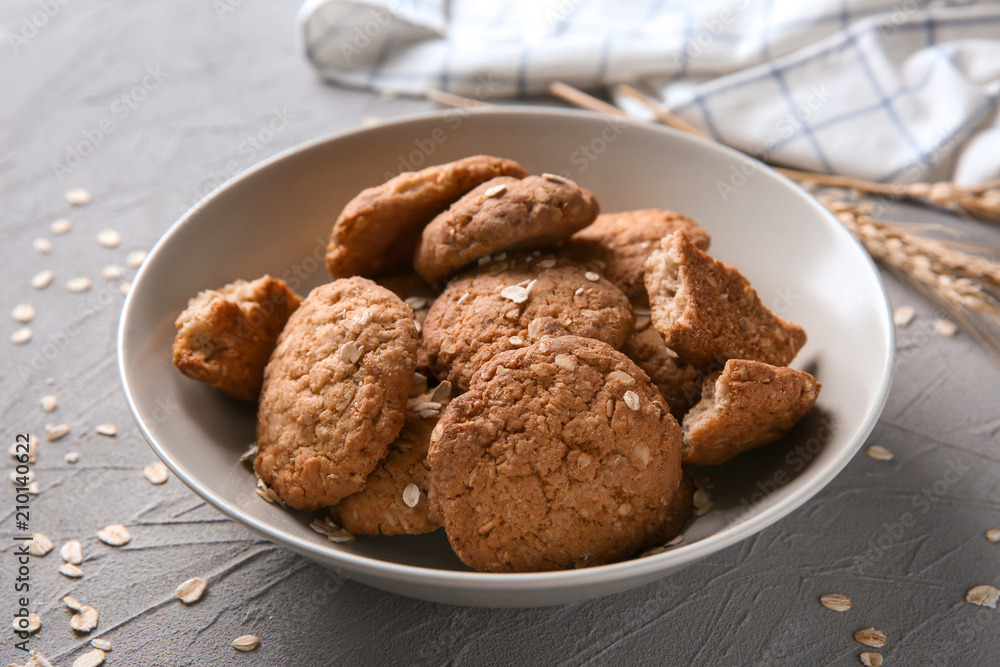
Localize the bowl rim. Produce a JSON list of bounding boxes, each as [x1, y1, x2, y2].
[[118, 106, 895, 589]]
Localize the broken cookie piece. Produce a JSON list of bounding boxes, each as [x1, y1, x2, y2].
[[172, 275, 301, 401], [681, 359, 820, 466], [645, 232, 807, 369]]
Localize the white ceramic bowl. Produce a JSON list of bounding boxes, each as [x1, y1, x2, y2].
[[118, 108, 893, 607]]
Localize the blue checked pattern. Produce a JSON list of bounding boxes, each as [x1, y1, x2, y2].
[[299, 0, 1000, 184]]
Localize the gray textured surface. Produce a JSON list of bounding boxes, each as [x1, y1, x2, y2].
[[1, 1, 999, 665]]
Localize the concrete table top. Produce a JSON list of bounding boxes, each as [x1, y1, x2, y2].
[[2, 1, 998, 664]]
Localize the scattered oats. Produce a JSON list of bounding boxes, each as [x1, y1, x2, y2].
[[542, 172, 569, 183], [11, 612, 41, 634], [693, 484, 713, 516], [339, 341, 362, 363], [584, 271, 600, 282], [10, 440, 38, 463], [28, 650, 54, 667], [634, 315, 651, 330], [633, 442, 651, 468], [618, 503, 632, 516], [97, 524, 130, 547], [404, 296, 428, 310], [606, 399, 614, 419], [45, 424, 70, 441], [72, 649, 105, 667], [456, 292, 470, 305], [94, 423, 117, 437], [477, 255, 492, 266], [27, 482, 39, 495], [859, 653, 883, 667], [32, 269, 55, 289], [577, 453, 592, 469], [641, 545, 666, 557], [509, 336, 524, 346], [484, 184, 507, 198], [965, 585, 1000, 608], [65, 452, 80, 466], [504, 309, 519, 320], [232, 635, 260, 652], [64, 596, 83, 611], [820, 593, 852, 612], [665, 534, 685, 547], [50, 218, 72, 234], [119, 281, 131, 295], [144, 461, 169, 485], [893, 305, 916, 328], [494, 252, 507, 261], [61, 540, 83, 564], [623, 390, 640, 411], [40, 394, 57, 411], [500, 280, 536, 304], [934, 318, 958, 337], [430, 380, 452, 403], [70, 606, 99, 633], [986, 529, 1000, 543], [854, 627, 887, 648], [554, 353, 577, 371], [574, 287, 584, 296], [538, 258, 557, 269], [11, 468, 35, 485], [309, 516, 355, 543], [65, 188, 92, 206], [96, 229, 121, 248], [361, 115, 380, 127], [126, 249, 147, 268], [59, 563, 83, 578], [11, 327, 32, 345], [66, 277, 92, 293], [176, 576, 208, 604], [866, 445, 894, 461], [402, 483, 421, 508], [90, 639, 112, 651], [26, 533, 53, 557], [33, 238, 52, 254], [100, 264, 124, 280], [607, 370, 634, 385], [693, 500, 713, 516]]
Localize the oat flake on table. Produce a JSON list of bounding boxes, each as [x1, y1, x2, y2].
[[27, 533, 53, 557], [232, 634, 260, 652], [866, 445, 894, 461], [32, 269, 55, 289], [12, 304, 36, 323], [854, 627, 887, 648], [50, 218, 72, 234], [820, 593, 852, 612], [66, 277, 92, 293], [65, 188, 92, 205], [59, 563, 84, 578], [11, 327, 33, 345], [33, 237, 53, 254], [72, 648, 106, 667], [96, 229, 121, 248], [144, 462, 169, 484], [70, 605, 99, 632], [40, 394, 57, 411], [859, 653, 883, 667], [176, 576, 207, 604], [61, 539, 83, 564], [126, 249, 147, 267], [97, 524, 130, 546], [965, 585, 1000, 608]]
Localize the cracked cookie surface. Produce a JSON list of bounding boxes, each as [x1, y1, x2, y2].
[[421, 253, 633, 391], [414, 174, 599, 283], [172, 275, 301, 401], [427, 336, 683, 572], [326, 155, 527, 278], [254, 277, 417, 510]]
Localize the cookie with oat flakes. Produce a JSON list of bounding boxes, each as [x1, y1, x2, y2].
[[681, 359, 820, 466], [254, 278, 418, 510], [427, 336, 683, 573], [172, 275, 301, 401], [645, 232, 807, 369], [326, 155, 527, 279], [421, 253, 632, 391], [414, 174, 599, 283]]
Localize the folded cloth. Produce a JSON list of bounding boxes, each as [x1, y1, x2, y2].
[[299, 0, 1000, 184]]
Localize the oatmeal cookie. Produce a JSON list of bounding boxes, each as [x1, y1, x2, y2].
[[378, 272, 439, 372], [414, 174, 599, 283], [331, 382, 452, 535], [421, 254, 633, 390], [681, 359, 821, 466], [645, 233, 807, 369], [172, 275, 301, 401], [562, 209, 711, 296], [427, 336, 683, 572], [254, 278, 418, 510], [326, 155, 527, 278]]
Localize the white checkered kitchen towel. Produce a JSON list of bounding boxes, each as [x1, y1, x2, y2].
[[300, 0, 1000, 185]]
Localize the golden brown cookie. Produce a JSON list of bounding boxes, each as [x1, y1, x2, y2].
[[621, 319, 702, 421], [682, 359, 820, 466], [172, 275, 301, 401], [421, 253, 633, 391], [326, 155, 527, 278], [414, 174, 600, 283], [377, 272, 439, 373], [331, 382, 452, 536], [645, 233, 807, 369], [427, 336, 683, 573], [254, 278, 418, 510], [562, 209, 711, 296]]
